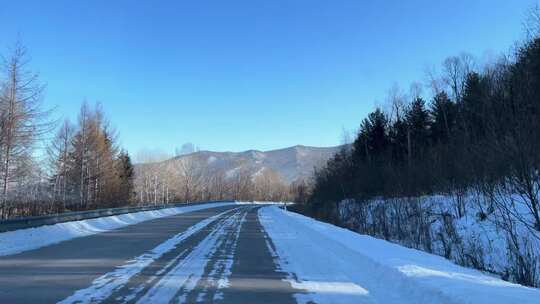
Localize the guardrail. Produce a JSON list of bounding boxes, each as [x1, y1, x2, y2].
[[0, 200, 233, 233]]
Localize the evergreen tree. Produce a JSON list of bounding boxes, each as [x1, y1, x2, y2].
[[116, 150, 135, 205], [459, 72, 487, 141], [429, 91, 456, 143], [353, 108, 389, 163], [405, 97, 431, 159]]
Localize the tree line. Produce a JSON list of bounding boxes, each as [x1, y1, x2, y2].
[[134, 156, 292, 204], [0, 41, 296, 220], [302, 13, 540, 286], [309, 31, 540, 226], [0, 43, 134, 219], [47, 103, 135, 212]]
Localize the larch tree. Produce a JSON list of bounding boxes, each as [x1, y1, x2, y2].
[[47, 119, 75, 209], [0, 42, 52, 218]]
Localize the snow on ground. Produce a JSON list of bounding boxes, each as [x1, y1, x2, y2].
[[260, 205, 540, 304], [58, 207, 248, 304], [225, 167, 240, 178], [197, 207, 246, 302], [136, 208, 248, 303], [338, 194, 540, 284], [0, 202, 237, 257], [251, 166, 267, 180]]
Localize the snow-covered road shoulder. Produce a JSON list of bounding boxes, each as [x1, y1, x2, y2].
[[0, 202, 237, 257], [259, 205, 540, 304]]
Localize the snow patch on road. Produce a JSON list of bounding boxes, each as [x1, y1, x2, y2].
[[136, 209, 247, 303], [0, 202, 237, 257], [259, 206, 540, 304], [197, 209, 248, 302]]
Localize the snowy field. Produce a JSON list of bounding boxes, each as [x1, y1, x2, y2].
[[260, 205, 540, 304], [0, 201, 237, 256]]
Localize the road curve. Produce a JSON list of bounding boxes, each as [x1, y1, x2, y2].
[[0, 205, 299, 304]]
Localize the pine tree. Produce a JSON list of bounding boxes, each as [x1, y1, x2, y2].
[[430, 91, 456, 143], [405, 97, 431, 157], [353, 108, 389, 163], [116, 150, 134, 205], [459, 72, 487, 141]]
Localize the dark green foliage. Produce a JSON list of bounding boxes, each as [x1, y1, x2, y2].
[[308, 37, 540, 225], [116, 150, 135, 205], [430, 91, 456, 143]]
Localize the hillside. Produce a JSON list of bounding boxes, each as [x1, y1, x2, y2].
[[137, 145, 341, 184]]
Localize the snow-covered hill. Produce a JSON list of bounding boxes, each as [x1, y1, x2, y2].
[[137, 145, 341, 184]]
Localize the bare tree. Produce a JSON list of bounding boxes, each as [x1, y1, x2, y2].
[[524, 4, 540, 40], [442, 53, 476, 101], [47, 119, 74, 209], [176, 156, 203, 202], [385, 83, 407, 123], [409, 81, 423, 100], [0, 42, 52, 217]]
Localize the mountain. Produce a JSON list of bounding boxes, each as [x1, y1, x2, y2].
[[138, 145, 341, 184]]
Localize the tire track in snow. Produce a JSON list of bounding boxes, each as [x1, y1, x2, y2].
[[133, 208, 250, 303], [191, 208, 249, 303], [217, 206, 299, 304], [116, 207, 250, 304], [107, 212, 241, 304], [57, 207, 242, 304]]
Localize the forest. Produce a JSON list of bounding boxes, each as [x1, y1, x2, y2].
[[304, 13, 540, 287]]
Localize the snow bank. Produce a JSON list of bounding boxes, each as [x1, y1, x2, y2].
[[260, 206, 540, 304], [0, 202, 237, 257], [338, 194, 540, 286]]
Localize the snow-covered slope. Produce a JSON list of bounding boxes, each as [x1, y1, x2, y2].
[[136, 145, 341, 184], [338, 194, 540, 288], [260, 206, 540, 304]]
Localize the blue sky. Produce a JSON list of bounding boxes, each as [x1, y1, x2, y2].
[[0, 0, 536, 154]]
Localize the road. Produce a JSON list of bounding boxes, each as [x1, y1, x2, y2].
[[0, 205, 300, 304], [2, 204, 539, 304]]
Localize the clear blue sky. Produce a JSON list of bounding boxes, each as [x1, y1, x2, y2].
[[0, 0, 536, 154]]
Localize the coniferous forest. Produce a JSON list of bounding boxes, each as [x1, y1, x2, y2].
[[304, 15, 540, 287]]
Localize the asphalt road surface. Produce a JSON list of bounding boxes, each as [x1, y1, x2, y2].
[[0, 205, 301, 304]]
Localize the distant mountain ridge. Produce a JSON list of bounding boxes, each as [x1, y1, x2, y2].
[[139, 145, 341, 184]]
